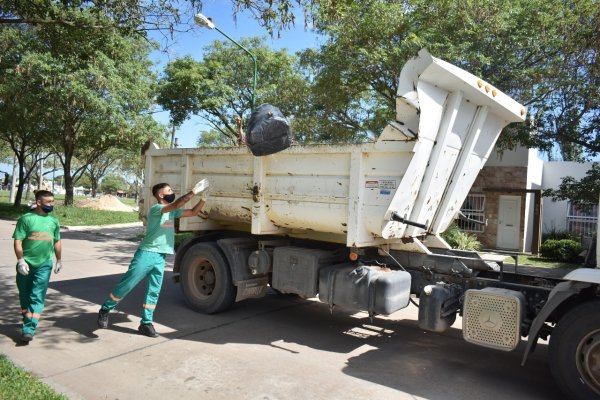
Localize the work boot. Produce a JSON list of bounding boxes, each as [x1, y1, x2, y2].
[[97, 309, 109, 329], [138, 323, 159, 338], [21, 333, 33, 343]]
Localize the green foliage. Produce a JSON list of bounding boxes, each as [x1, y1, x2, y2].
[[157, 56, 207, 129], [540, 239, 583, 262], [0, 0, 203, 36], [543, 163, 600, 204], [157, 37, 308, 145], [300, 0, 597, 152], [0, 200, 29, 220], [441, 224, 482, 251], [197, 130, 236, 147], [75, 173, 92, 189], [0, 18, 162, 206], [0, 354, 67, 400], [542, 227, 583, 243], [100, 175, 127, 194]]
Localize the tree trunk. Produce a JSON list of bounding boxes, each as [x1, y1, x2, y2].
[[91, 175, 98, 198], [63, 154, 74, 206], [13, 160, 25, 207]]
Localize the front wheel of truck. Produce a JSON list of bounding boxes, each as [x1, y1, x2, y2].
[[180, 242, 236, 314], [549, 299, 600, 400]]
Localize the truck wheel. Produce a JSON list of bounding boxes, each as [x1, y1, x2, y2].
[[549, 299, 600, 400], [179, 242, 236, 314]]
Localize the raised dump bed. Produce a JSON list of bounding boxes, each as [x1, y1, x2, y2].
[[142, 48, 526, 249]]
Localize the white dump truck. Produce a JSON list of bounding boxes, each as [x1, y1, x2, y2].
[[142, 49, 600, 400]]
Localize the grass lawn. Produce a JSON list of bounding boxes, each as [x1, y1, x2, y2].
[[0, 355, 67, 400], [503, 254, 582, 269], [0, 190, 140, 226]]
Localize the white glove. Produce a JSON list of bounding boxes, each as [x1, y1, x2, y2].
[[200, 187, 210, 202], [17, 258, 29, 276], [54, 260, 62, 274], [192, 179, 209, 195]]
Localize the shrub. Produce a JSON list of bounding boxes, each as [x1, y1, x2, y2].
[[542, 227, 582, 243], [441, 224, 482, 251], [540, 239, 583, 262]]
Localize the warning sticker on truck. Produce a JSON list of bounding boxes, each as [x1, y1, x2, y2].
[[365, 179, 397, 190], [379, 180, 397, 190]]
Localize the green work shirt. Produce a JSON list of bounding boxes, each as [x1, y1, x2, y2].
[[12, 212, 61, 266], [139, 204, 183, 255]]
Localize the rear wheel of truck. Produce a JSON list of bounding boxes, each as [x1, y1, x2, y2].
[[549, 299, 600, 400], [179, 242, 236, 314]]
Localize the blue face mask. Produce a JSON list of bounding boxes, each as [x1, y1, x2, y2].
[[163, 193, 176, 203], [42, 205, 54, 213]]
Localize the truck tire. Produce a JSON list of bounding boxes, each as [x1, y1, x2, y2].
[[548, 299, 600, 400], [179, 242, 236, 314]]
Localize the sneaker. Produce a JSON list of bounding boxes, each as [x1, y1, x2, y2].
[[138, 323, 159, 338], [97, 309, 109, 329], [21, 333, 33, 343]]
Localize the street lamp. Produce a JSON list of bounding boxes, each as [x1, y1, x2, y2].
[[194, 13, 257, 110]]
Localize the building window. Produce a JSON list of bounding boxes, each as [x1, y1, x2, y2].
[[567, 202, 598, 238], [458, 194, 485, 233]]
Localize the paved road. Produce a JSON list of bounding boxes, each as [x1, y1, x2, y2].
[[0, 219, 564, 400]]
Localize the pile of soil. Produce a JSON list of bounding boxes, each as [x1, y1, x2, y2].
[[76, 195, 135, 212]]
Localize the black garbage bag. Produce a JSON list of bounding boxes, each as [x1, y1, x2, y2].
[[246, 104, 292, 156]]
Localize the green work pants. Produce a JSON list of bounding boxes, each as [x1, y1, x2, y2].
[[16, 260, 53, 336], [101, 249, 166, 325]]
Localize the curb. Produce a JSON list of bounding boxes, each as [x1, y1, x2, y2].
[[62, 221, 143, 231]]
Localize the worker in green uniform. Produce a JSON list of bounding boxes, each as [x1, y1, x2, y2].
[[13, 190, 62, 343], [97, 179, 209, 337]]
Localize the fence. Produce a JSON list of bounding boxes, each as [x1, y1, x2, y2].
[[567, 202, 598, 239], [458, 194, 486, 233]]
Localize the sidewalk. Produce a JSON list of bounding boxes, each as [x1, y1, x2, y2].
[[63, 222, 145, 241]]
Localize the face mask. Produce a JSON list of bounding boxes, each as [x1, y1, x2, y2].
[[163, 193, 176, 203], [42, 205, 54, 213]]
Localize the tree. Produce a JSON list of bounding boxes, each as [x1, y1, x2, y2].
[[0, 1, 332, 37], [117, 123, 170, 201], [0, 26, 50, 205], [156, 56, 207, 135], [544, 163, 600, 205], [100, 174, 126, 194], [295, 1, 596, 147], [157, 37, 309, 144], [0, 0, 203, 37], [197, 129, 236, 147], [3, 21, 162, 205], [75, 173, 92, 190], [0, 141, 12, 164], [85, 151, 119, 198]]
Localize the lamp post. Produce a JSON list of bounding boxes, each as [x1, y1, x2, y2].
[[194, 13, 257, 110]]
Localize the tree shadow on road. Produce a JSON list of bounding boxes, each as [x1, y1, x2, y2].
[[36, 270, 565, 400], [60, 230, 140, 266]]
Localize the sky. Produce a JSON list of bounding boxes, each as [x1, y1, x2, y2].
[[149, 1, 323, 148]]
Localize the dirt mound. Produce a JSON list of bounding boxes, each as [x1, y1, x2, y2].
[[76, 195, 136, 212]]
